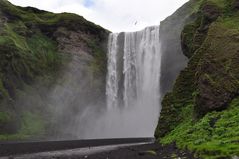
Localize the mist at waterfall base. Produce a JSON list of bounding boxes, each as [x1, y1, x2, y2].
[[71, 26, 162, 139]]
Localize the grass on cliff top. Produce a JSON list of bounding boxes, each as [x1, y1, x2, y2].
[[0, 0, 106, 34], [160, 97, 239, 159]]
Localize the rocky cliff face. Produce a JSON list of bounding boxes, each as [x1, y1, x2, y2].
[[159, 0, 199, 96], [156, 0, 202, 137], [156, 0, 239, 158], [0, 0, 109, 140]]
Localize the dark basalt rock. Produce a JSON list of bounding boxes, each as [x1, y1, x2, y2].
[[234, 0, 239, 9], [201, 3, 221, 21], [195, 58, 239, 117]]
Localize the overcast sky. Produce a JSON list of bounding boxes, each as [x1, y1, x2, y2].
[[8, 0, 189, 32]]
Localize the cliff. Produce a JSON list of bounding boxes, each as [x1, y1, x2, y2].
[[155, 0, 239, 158], [159, 0, 198, 95], [0, 0, 109, 140]]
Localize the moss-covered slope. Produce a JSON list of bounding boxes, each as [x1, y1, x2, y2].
[[0, 0, 108, 140], [156, 0, 239, 158]]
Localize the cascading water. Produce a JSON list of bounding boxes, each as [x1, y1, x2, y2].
[[74, 26, 162, 139], [106, 33, 119, 109], [122, 26, 162, 109], [104, 26, 162, 137]]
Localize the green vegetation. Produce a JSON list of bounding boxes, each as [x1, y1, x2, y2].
[[19, 111, 45, 137], [27, 33, 61, 71], [0, 0, 107, 38], [88, 39, 107, 76], [0, 78, 8, 98], [220, 13, 239, 29], [0, 0, 108, 140], [208, 0, 228, 8], [0, 112, 10, 123], [161, 97, 239, 158], [0, 19, 61, 100], [0, 111, 45, 140], [156, 0, 239, 158]]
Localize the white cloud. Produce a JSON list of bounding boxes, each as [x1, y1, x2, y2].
[[8, 0, 189, 32]]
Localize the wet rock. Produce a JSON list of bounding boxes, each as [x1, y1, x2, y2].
[[233, 0, 239, 9], [138, 151, 145, 156]]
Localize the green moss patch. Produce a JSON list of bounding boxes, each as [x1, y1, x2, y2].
[[156, 0, 239, 158], [0, 78, 8, 98], [19, 111, 45, 136], [0, 18, 61, 98], [0, 111, 45, 140], [0, 111, 10, 123], [161, 97, 239, 158]]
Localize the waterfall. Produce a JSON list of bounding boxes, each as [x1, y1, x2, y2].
[[74, 26, 162, 139], [106, 33, 119, 109], [107, 26, 161, 110], [104, 26, 162, 137]]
